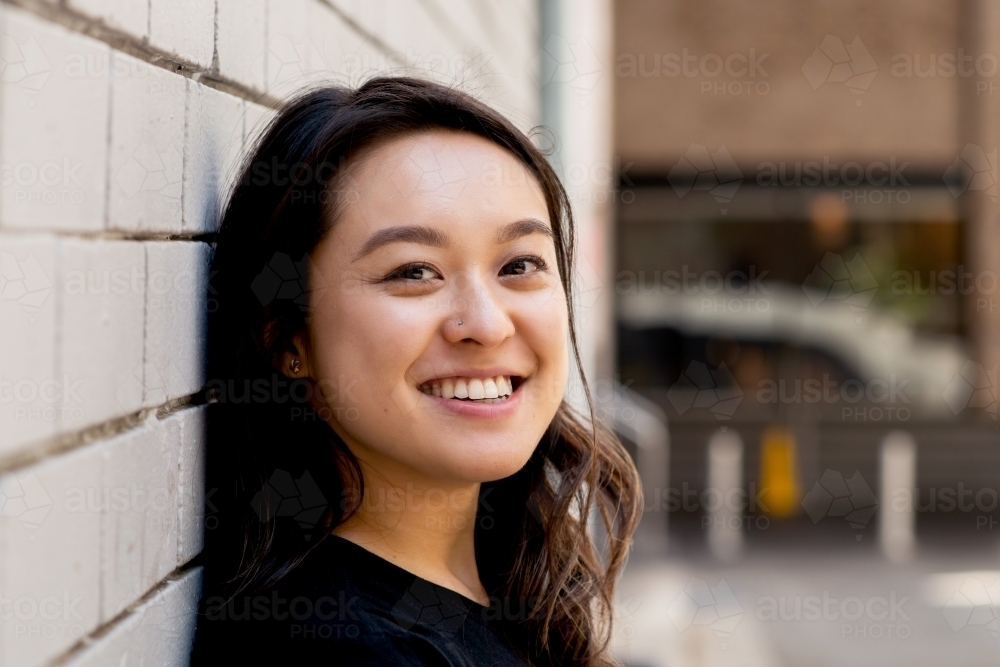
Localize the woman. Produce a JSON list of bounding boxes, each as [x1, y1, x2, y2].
[[192, 77, 641, 666]]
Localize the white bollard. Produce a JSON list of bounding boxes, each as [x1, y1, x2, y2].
[[707, 427, 743, 562], [880, 430, 917, 563]]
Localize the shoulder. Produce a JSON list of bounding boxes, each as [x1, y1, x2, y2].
[[192, 536, 529, 666], [191, 537, 454, 666]]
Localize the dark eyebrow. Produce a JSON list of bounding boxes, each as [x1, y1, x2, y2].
[[496, 218, 553, 244], [353, 225, 450, 261]]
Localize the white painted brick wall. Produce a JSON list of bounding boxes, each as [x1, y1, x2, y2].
[[59, 239, 145, 432], [63, 569, 203, 667], [67, 0, 148, 40], [0, 234, 58, 454], [144, 242, 212, 408], [148, 0, 214, 68], [176, 407, 207, 565], [108, 54, 186, 234], [0, 1, 540, 665], [216, 0, 266, 91], [0, 443, 104, 667], [0, 8, 110, 232], [182, 80, 245, 234], [102, 416, 179, 620]]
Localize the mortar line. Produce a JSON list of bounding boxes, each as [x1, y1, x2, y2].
[[0, 394, 202, 473], [45, 562, 204, 667]]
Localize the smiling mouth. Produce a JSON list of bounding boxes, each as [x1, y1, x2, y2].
[[418, 375, 522, 404]]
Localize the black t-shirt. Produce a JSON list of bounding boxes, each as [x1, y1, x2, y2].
[[191, 535, 530, 666]]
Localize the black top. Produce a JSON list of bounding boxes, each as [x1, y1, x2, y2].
[[190, 535, 529, 666]]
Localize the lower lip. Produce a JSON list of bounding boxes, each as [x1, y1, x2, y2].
[[421, 383, 523, 419]]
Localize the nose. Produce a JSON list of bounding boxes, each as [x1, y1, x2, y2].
[[442, 272, 515, 347]]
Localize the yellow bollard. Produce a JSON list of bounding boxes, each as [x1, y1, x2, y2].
[[759, 424, 801, 518]]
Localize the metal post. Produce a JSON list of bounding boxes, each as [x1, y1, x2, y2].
[[880, 430, 917, 563], [707, 427, 743, 562]]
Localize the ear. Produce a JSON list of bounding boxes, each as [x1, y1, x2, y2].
[[280, 331, 312, 378]]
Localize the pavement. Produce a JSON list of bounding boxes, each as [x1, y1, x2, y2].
[[611, 545, 1000, 667]]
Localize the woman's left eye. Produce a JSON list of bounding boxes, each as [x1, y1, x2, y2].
[[500, 256, 547, 276]]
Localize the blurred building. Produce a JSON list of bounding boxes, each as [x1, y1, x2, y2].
[[613, 0, 1000, 550]]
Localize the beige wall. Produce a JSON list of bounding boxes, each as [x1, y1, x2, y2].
[[615, 0, 964, 170]]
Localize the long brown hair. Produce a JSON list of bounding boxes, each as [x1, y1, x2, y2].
[[203, 76, 641, 667]]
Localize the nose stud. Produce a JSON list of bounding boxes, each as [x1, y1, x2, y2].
[[457, 320, 463, 326]]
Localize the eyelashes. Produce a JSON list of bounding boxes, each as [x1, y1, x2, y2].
[[500, 254, 548, 276], [381, 255, 550, 283]]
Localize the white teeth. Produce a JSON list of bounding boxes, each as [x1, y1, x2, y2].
[[467, 378, 485, 399], [420, 375, 516, 400], [483, 377, 499, 399]]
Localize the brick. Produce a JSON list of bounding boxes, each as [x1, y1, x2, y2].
[[148, 0, 214, 69], [137, 568, 202, 667], [60, 609, 141, 667], [307, 0, 392, 83], [63, 568, 202, 667], [68, 0, 149, 40], [177, 406, 206, 565], [0, 235, 57, 455], [59, 239, 145, 433], [0, 7, 110, 232], [243, 103, 277, 152], [101, 417, 179, 621], [108, 53, 186, 233], [144, 242, 211, 407], [0, 443, 103, 667], [183, 82, 246, 234], [266, 0, 311, 97], [217, 0, 266, 91], [327, 0, 446, 66]]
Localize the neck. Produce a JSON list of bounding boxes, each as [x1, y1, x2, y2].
[[333, 455, 488, 606]]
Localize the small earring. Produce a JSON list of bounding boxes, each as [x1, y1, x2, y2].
[[290, 359, 301, 375]]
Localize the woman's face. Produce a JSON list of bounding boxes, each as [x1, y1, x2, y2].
[[301, 130, 568, 484]]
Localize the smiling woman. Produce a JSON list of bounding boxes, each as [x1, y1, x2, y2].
[[191, 77, 640, 667]]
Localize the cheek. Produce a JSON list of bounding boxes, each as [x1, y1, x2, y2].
[[309, 291, 436, 408], [515, 292, 570, 400]]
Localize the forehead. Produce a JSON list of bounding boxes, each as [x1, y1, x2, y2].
[[335, 129, 549, 236]]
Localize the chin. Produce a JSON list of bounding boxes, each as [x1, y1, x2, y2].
[[416, 435, 540, 483]]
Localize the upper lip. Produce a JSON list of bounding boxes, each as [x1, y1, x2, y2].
[[416, 367, 528, 384]]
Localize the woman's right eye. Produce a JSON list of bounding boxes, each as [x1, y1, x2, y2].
[[385, 263, 441, 282]]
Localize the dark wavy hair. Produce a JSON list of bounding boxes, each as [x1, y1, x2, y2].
[[201, 76, 641, 667]]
